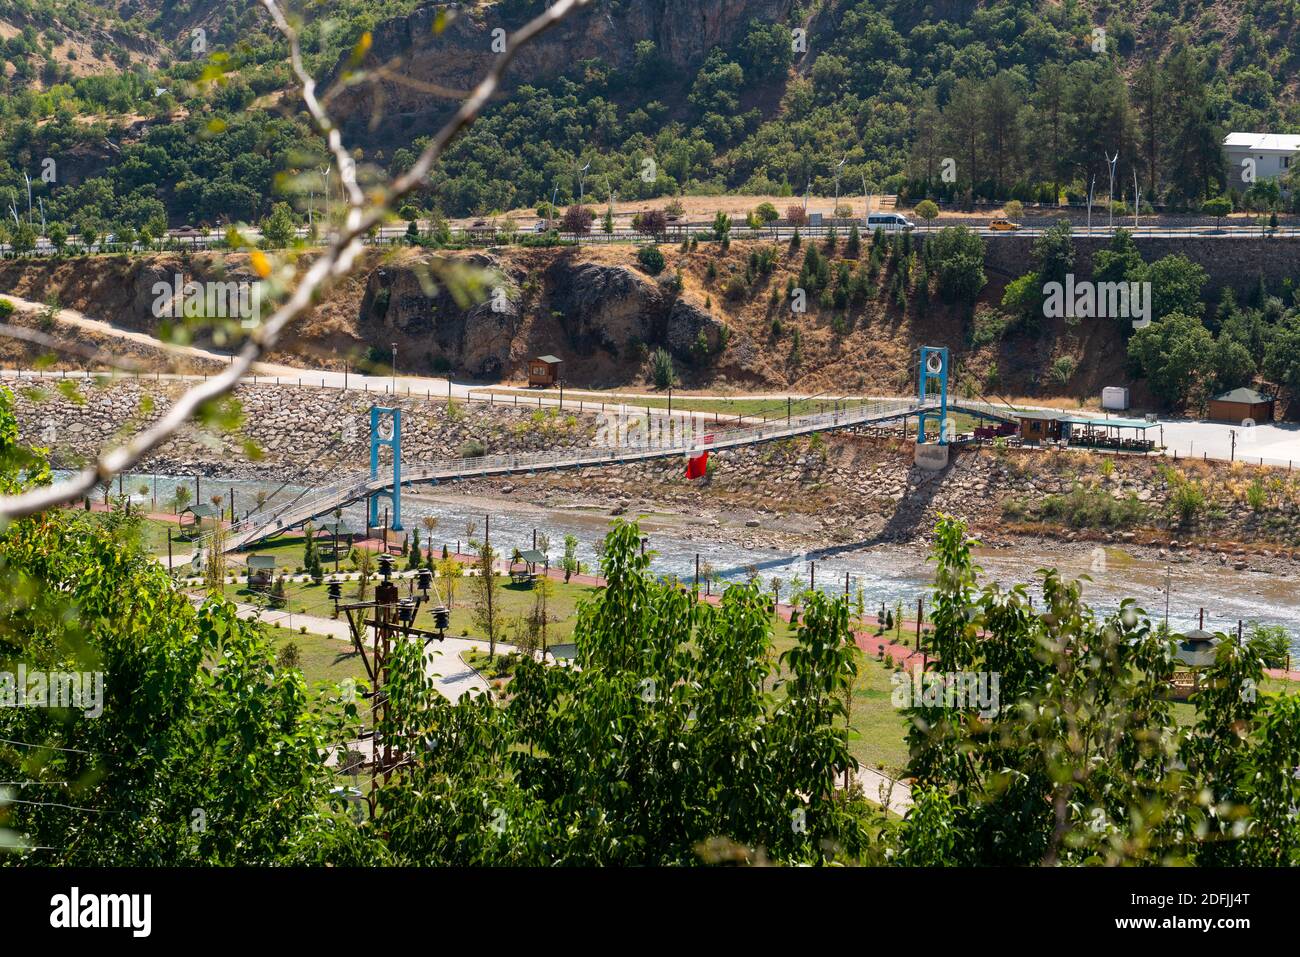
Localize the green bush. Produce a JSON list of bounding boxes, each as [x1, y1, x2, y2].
[[1169, 480, 1206, 525], [650, 347, 676, 388], [637, 245, 665, 275], [1049, 354, 1077, 387], [969, 311, 1007, 347], [1035, 485, 1149, 529]]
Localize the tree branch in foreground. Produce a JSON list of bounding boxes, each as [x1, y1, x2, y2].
[[0, 0, 589, 520]]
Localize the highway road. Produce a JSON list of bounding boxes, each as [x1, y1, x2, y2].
[[7, 220, 1298, 255]]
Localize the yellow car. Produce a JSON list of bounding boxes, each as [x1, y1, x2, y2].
[[989, 219, 1021, 231]]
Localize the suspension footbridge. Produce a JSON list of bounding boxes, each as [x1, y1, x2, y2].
[[216, 347, 1011, 553]]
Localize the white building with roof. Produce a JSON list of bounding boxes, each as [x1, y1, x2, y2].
[[1223, 132, 1300, 186]]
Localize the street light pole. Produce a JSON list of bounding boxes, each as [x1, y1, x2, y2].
[[1106, 151, 1119, 232], [834, 156, 846, 218]]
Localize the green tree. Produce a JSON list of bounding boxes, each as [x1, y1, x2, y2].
[[0, 388, 361, 865], [1128, 311, 1217, 407], [914, 199, 939, 232], [259, 201, 298, 249], [1202, 195, 1232, 229], [929, 226, 985, 303], [1091, 228, 1144, 285], [650, 347, 676, 389], [1142, 254, 1208, 321], [560, 534, 579, 583], [470, 539, 505, 659], [1032, 220, 1074, 286], [370, 519, 870, 865]]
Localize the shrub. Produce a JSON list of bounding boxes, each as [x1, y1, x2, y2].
[[276, 641, 301, 670], [970, 311, 1007, 347], [650, 347, 676, 388], [1049, 355, 1077, 387], [1036, 485, 1149, 529], [1247, 622, 1290, 668], [1169, 480, 1206, 525], [723, 276, 748, 300], [460, 439, 487, 458], [637, 245, 665, 275], [1246, 479, 1267, 511]]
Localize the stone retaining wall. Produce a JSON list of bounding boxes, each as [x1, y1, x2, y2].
[[984, 235, 1300, 293]]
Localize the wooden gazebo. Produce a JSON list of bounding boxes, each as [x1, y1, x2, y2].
[[180, 503, 221, 536], [246, 554, 277, 589], [509, 548, 548, 585], [1169, 628, 1221, 700]]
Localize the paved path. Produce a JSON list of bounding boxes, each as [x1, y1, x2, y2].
[[229, 601, 493, 702], [855, 768, 913, 815]]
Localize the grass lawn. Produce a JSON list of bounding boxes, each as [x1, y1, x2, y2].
[[480, 389, 883, 421], [233, 531, 363, 573], [216, 575, 601, 645], [261, 622, 369, 690], [81, 513, 181, 556], [767, 616, 911, 776]]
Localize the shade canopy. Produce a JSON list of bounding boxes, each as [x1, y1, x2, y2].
[[517, 549, 548, 565], [1175, 629, 1220, 668]]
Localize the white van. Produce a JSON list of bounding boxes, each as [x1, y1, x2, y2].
[[866, 212, 915, 232]]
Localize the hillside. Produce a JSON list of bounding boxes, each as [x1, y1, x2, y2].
[[1, 0, 1299, 235], [0, 236, 1135, 402]]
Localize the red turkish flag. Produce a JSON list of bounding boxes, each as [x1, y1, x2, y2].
[[685, 450, 709, 479], [685, 433, 714, 479]]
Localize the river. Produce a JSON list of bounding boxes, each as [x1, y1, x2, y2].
[[107, 471, 1300, 656]]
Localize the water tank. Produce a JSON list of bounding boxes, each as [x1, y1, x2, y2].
[[1101, 387, 1129, 411]]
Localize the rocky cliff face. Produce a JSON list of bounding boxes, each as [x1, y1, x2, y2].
[[0, 247, 733, 385], [331, 0, 794, 130], [359, 249, 726, 379], [544, 259, 725, 362]]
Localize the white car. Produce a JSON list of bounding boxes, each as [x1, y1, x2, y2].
[[866, 212, 915, 232]]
